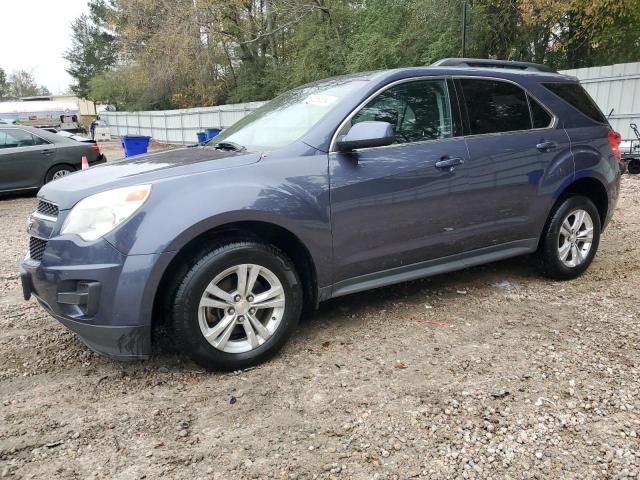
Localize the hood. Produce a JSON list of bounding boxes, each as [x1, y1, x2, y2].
[[39, 146, 262, 210]]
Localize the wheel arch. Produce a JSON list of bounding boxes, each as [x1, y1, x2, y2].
[[44, 163, 76, 184], [538, 176, 609, 251], [151, 220, 319, 335], [557, 176, 609, 229]]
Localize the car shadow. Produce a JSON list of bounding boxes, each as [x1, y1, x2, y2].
[[0, 190, 37, 200], [299, 254, 537, 332], [147, 254, 538, 370]]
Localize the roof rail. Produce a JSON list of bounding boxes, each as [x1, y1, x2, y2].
[[432, 58, 557, 74]]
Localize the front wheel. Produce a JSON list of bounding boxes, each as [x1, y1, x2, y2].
[[170, 241, 303, 371], [538, 195, 601, 280]]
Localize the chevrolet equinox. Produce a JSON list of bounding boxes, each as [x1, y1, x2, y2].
[[20, 58, 625, 371]]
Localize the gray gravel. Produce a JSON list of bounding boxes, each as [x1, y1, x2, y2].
[[0, 176, 639, 479]]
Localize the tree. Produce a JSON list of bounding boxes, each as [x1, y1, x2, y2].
[[520, 0, 640, 68], [0, 67, 8, 100], [64, 11, 117, 99], [347, 0, 464, 71], [70, 0, 640, 110], [5, 70, 50, 99], [89, 66, 144, 110]]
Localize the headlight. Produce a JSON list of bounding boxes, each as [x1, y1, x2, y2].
[[61, 185, 151, 241]]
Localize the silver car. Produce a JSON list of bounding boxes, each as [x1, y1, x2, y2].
[[0, 125, 106, 193]]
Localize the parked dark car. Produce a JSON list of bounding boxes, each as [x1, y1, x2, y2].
[[0, 125, 105, 193], [21, 59, 627, 371]]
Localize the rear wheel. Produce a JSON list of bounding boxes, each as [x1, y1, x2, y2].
[[169, 241, 303, 371], [538, 195, 601, 280], [45, 164, 75, 183]]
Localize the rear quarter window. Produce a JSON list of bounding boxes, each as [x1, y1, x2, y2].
[[528, 95, 553, 128], [543, 82, 607, 124]]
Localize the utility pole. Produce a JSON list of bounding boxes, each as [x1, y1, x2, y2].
[[461, 0, 468, 57]]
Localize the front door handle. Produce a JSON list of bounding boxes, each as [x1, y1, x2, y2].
[[435, 156, 464, 170], [536, 141, 557, 152]]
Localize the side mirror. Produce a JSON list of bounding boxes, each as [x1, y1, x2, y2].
[[336, 121, 395, 152]]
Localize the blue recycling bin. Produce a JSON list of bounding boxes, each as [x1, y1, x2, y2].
[[205, 128, 221, 140], [121, 135, 151, 157], [196, 132, 207, 143]]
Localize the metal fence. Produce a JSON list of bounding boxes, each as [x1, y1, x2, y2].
[[102, 61, 640, 144], [100, 101, 265, 144], [560, 62, 640, 140]]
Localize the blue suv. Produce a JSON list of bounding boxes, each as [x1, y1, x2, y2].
[[20, 59, 625, 371]]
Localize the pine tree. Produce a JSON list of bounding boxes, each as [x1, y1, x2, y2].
[[64, 1, 117, 100], [0, 68, 8, 100]]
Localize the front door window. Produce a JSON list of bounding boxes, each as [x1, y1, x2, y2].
[[348, 79, 453, 144], [0, 129, 48, 149]]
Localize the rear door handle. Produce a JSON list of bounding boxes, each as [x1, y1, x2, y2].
[[435, 156, 464, 170], [40, 149, 54, 155], [536, 141, 557, 152]]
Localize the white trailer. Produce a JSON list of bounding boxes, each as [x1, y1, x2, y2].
[[0, 100, 84, 132]]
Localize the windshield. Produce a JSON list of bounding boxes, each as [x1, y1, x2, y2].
[[212, 78, 369, 150]]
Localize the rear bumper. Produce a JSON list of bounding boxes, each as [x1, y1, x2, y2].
[[603, 165, 623, 230], [91, 154, 107, 165]]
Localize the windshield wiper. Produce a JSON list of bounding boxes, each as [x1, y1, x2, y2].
[[211, 141, 246, 152]]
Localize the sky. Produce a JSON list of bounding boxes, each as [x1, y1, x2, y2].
[[0, 0, 90, 95]]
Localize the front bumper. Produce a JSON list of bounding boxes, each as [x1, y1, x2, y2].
[[20, 275, 150, 359], [19, 236, 168, 360]]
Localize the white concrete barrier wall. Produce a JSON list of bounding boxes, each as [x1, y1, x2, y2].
[[100, 101, 266, 144], [102, 62, 640, 144]]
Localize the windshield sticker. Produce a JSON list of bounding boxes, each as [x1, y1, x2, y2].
[[303, 94, 338, 106]]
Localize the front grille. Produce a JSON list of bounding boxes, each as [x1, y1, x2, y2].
[[29, 237, 47, 261], [36, 200, 59, 218]]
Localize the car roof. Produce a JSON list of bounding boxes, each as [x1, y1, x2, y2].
[[371, 65, 576, 83], [0, 124, 41, 131], [0, 124, 76, 144], [299, 63, 577, 95]]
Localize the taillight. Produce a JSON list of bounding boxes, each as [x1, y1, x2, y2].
[[90, 143, 101, 154], [608, 130, 622, 160]]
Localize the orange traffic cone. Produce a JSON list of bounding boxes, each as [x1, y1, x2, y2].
[[81, 156, 89, 170]]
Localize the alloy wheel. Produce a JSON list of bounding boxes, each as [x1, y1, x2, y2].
[[557, 209, 594, 268], [52, 169, 72, 180], [197, 264, 286, 353]]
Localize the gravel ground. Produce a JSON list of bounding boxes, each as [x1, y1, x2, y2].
[[0, 168, 639, 479]]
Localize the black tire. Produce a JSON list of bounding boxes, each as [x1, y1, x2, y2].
[[538, 195, 601, 280], [169, 241, 303, 371], [45, 164, 75, 183]]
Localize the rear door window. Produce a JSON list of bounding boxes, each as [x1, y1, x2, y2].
[[30, 133, 49, 146], [543, 82, 606, 123], [0, 129, 10, 149], [458, 79, 532, 134]]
